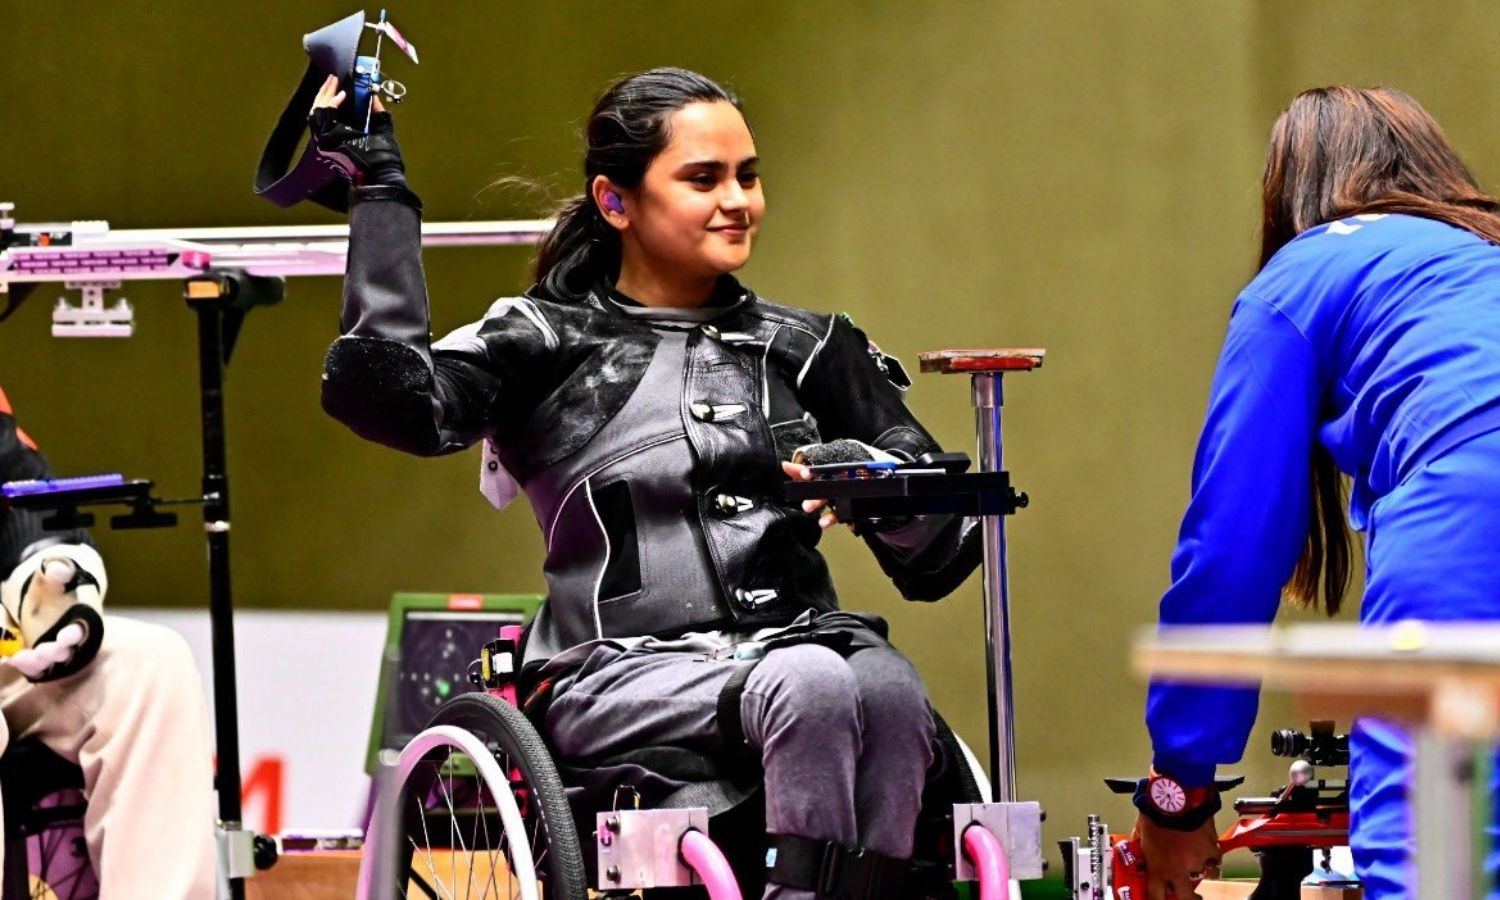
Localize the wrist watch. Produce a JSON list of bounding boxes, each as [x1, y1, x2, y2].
[[1133, 768, 1221, 831]]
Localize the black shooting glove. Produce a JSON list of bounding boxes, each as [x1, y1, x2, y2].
[[792, 439, 912, 534], [792, 438, 900, 469], [308, 108, 408, 188]]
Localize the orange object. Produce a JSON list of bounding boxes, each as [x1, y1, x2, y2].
[[1219, 810, 1349, 853], [918, 348, 1047, 374], [1108, 808, 1351, 898], [1110, 835, 1149, 898], [185, 278, 225, 300], [0, 386, 39, 449]]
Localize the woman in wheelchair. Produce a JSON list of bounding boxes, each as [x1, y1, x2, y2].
[[316, 68, 980, 899], [0, 385, 215, 899]]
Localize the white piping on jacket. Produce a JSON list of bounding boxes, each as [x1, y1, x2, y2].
[[583, 477, 609, 639], [797, 316, 836, 390]]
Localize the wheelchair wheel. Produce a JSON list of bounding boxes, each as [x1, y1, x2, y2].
[[1, 739, 96, 900], [373, 692, 586, 900], [20, 798, 96, 900]]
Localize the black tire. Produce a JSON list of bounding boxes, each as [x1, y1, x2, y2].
[[399, 691, 588, 900]]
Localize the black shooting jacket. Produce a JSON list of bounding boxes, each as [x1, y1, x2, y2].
[[321, 185, 981, 668]]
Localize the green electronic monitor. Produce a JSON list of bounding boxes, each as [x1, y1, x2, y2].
[[365, 592, 542, 773]]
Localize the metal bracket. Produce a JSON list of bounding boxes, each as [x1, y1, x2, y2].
[[215, 820, 257, 898], [953, 801, 1046, 881], [1059, 813, 1116, 899], [596, 807, 709, 889], [53, 281, 132, 337]]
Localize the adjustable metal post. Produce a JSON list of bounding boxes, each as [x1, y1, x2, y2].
[[188, 281, 245, 900], [971, 372, 1017, 801], [918, 348, 1044, 803], [185, 271, 282, 900]]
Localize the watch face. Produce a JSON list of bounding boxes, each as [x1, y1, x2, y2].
[[1150, 777, 1188, 814]]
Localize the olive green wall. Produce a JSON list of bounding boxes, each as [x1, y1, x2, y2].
[[4, 0, 1499, 847]]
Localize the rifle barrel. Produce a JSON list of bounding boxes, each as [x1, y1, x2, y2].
[[1, 220, 553, 284]]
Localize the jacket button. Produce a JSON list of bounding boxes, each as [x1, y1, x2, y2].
[[715, 494, 754, 514], [734, 588, 779, 609], [691, 402, 747, 423]]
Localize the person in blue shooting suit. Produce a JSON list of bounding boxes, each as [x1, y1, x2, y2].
[[1135, 86, 1500, 900]]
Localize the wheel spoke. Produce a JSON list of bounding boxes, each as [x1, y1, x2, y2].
[[412, 765, 456, 900], [408, 831, 452, 900], [444, 765, 456, 896], [397, 700, 581, 900], [530, 805, 545, 869], [404, 862, 443, 900], [474, 783, 492, 900], [438, 758, 472, 891], [465, 775, 479, 900], [38, 829, 60, 874], [479, 780, 506, 900]]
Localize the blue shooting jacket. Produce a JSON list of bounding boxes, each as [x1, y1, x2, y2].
[[1147, 213, 1500, 784]]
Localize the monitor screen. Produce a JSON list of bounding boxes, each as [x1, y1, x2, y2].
[[382, 608, 526, 752]]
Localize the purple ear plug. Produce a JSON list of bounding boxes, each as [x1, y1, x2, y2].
[[604, 192, 625, 214]]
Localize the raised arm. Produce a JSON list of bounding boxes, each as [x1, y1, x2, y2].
[[310, 79, 541, 457], [798, 315, 981, 600], [320, 180, 503, 456]]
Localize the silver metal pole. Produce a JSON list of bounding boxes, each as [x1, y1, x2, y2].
[[972, 372, 1017, 801], [368, 643, 405, 899], [1413, 729, 1478, 899]]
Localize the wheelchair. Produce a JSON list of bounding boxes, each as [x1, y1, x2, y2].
[[0, 739, 96, 900], [359, 350, 1046, 899], [359, 623, 995, 900]]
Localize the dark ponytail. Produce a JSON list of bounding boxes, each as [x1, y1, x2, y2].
[[535, 67, 743, 300]]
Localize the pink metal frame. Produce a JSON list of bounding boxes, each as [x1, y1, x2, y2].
[[962, 823, 1011, 900], [679, 829, 743, 900]]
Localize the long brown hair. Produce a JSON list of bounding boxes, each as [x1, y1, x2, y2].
[[1260, 86, 1500, 614]]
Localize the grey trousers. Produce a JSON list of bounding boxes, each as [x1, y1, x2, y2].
[[544, 640, 936, 899], [0, 616, 217, 900]]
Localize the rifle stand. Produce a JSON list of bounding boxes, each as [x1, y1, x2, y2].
[[918, 348, 1045, 800], [920, 348, 1047, 884], [184, 269, 284, 900]]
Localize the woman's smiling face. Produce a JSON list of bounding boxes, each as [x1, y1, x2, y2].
[[625, 100, 764, 280]]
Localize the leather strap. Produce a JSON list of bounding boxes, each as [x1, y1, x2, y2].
[[253, 61, 353, 212], [715, 661, 759, 772], [765, 834, 909, 899]]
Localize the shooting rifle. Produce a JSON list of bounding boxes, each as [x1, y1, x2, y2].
[[0, 201, 551, 336]]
